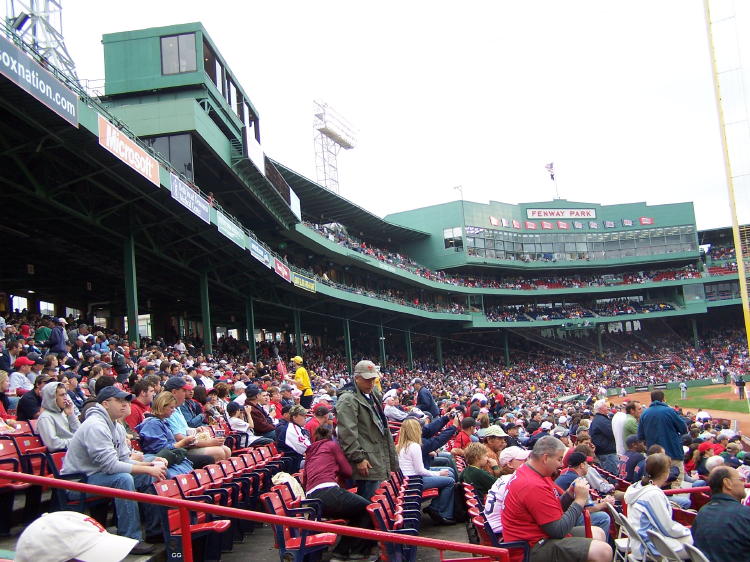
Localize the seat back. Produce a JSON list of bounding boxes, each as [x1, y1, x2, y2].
[[204, 464, 225, 484], [12, 435, 48, 475], [645, 530, 684, 562], [0, 441, 22, 485], [682, 544, 710, 562], [260, 491, 297, 544], [153, 479, 183, 533], [175, 472, 200, 497]]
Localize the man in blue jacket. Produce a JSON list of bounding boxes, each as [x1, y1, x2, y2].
[[412, 377, 439, 418], [637, 390, 687, 486], [420, 412, 458, 475], [692, 466, 750, 561]]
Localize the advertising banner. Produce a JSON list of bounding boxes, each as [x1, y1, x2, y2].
[[249, 238, 273, 268], [274, 258, 291, 282], [292, 272, 316, 293], [489, 216, 499, 226], [0, 34, 78, 126], [558, 221, 570, 230], [589, 221, 599, 229], [512, 219, 521, 229], [98, 114, 160, 186], [527, 208, 596, 219], [622, 218, 633, 226], [604, 221, 615, 228], [573, 221, 583, 229], [216, 212, 246, 249], [170, 173, 210, 223], [524, 221, 537, 230], [639, 217, 654, 225], [541, 221, 553, 230]]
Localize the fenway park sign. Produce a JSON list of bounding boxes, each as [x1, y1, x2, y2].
[[526, 208, 596, 219]]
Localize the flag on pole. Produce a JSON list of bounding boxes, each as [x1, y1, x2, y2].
[[545, 162, 555, 181]]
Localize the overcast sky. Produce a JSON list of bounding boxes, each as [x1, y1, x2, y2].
[[44, 1, 738, 229]]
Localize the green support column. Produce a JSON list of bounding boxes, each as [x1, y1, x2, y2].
[[691, 318, 699, 349], [123, 233, 140, 348], [405, 329, 414, 370], [245, 298, 257, 363], [294, 309, 303, 356], [435, 336, 444, 372], [200, 272, 212, 355], [503, 330, 510, 367], [343, 319, 353, 375], [597, 327, 603, 355], [378, 324, 386, 368]]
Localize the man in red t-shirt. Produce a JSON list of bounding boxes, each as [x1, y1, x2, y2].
[[501, 436, 612, 562]]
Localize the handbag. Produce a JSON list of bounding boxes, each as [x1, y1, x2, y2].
[[156, 447, 188, 467]]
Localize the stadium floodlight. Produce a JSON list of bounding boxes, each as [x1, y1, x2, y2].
[[705, 0, 750, 355], [5, 0, 79, 82], [313, 100, 357, 194]]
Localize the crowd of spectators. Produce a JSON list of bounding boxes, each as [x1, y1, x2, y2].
[[305, 221, 708, 290], [0, 309, 748, 560], [485, 300, 676, 322]]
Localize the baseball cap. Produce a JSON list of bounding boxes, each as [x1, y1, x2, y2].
[[96, 386, 133, 403], [57, 317, 68, 325], [313, 405, 331, 417], [541, 421, 553, 430], [26, 352, 43, 365], [567, 452, 590, 468], [410, 377, 423, 385], [14, 356, 35, 366], [499, 446, 530, 466], [164, 376, 190, 391], [626, 435, 642, 447], [354, 360, 380, 379], [226, 402, 242, 416], [15, 510, 137, 562], [484, 425, 508, 438], [289, 405, 307, 417], [245, 385, 261, 399], [279, 383, 293, 392], [292, 356, 303, 364]]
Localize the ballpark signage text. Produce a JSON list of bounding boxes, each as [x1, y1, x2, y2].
[[170, 173, 210, 223], [274, 258, 291, 283], [249, 239, 273, 268], [216, 212, 246, 249], [292, 272, 316, 293], [0, 34, 78, 126], [526, 209, 596, 219], [98, 115, 160, 186]]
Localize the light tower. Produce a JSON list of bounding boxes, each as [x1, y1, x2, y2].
[[5, 0, 78, 82], [313, 100, 356, 194]]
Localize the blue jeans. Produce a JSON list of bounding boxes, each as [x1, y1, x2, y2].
[[356, 479, 382, 501], [577, 509, 610, 540], [422, 474, 455, 520], [598, 453, 619, 476], [83, 471, 158, 540]]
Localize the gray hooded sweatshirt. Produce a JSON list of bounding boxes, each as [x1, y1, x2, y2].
[[61, 402, 135, 476], [37, 382, 80, 452]]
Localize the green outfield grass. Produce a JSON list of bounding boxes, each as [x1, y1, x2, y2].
[[661, 385, 749, 414]]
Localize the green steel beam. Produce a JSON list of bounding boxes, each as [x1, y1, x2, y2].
[[692, 317, 699, 350], [343, 318, 353, 375], [378, 324, 386, 369], [436, 335, 443, 372], [294, 309, 303, 356], [246, 298, 256, 363], [200, 271, 212, 355], [124, 233, 140, 347], [405, 329, 414, 370], [503, 329, 510, 367]]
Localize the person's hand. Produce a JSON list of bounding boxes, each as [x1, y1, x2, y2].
[[356, 459, 372, 477], [154, 456, 168, 466], [177, 435, 196, 448], [146, 464, 167, 480], [574, 477, 590, 503], [130, 451, 144, 461], [439, 469, 450, 477], [207, 437, 224, 447], [601, 495, 615, 506]]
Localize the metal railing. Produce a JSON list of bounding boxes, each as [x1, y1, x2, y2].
[[0, 470, 510, 562]]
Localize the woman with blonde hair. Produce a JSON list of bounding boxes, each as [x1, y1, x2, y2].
[[396, 418, 455, 524], [135, 391, 194, 476]]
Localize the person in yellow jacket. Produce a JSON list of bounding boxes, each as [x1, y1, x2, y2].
[[291, 356, 313, 408]]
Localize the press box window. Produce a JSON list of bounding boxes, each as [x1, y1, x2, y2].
[[161, 33, 197, 75]]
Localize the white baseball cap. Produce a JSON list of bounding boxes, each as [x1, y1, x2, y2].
[[499, 446, 531, 466], [15, 511, 137, 562]]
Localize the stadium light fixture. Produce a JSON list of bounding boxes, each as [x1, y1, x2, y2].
[[11, 12, 30, 30]]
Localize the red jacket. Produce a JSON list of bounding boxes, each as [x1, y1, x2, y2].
[[125, 398, 149, 431], [302, 438, 352, 491]]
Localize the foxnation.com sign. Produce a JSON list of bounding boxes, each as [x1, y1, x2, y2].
[[0, 34, 78, 126]]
